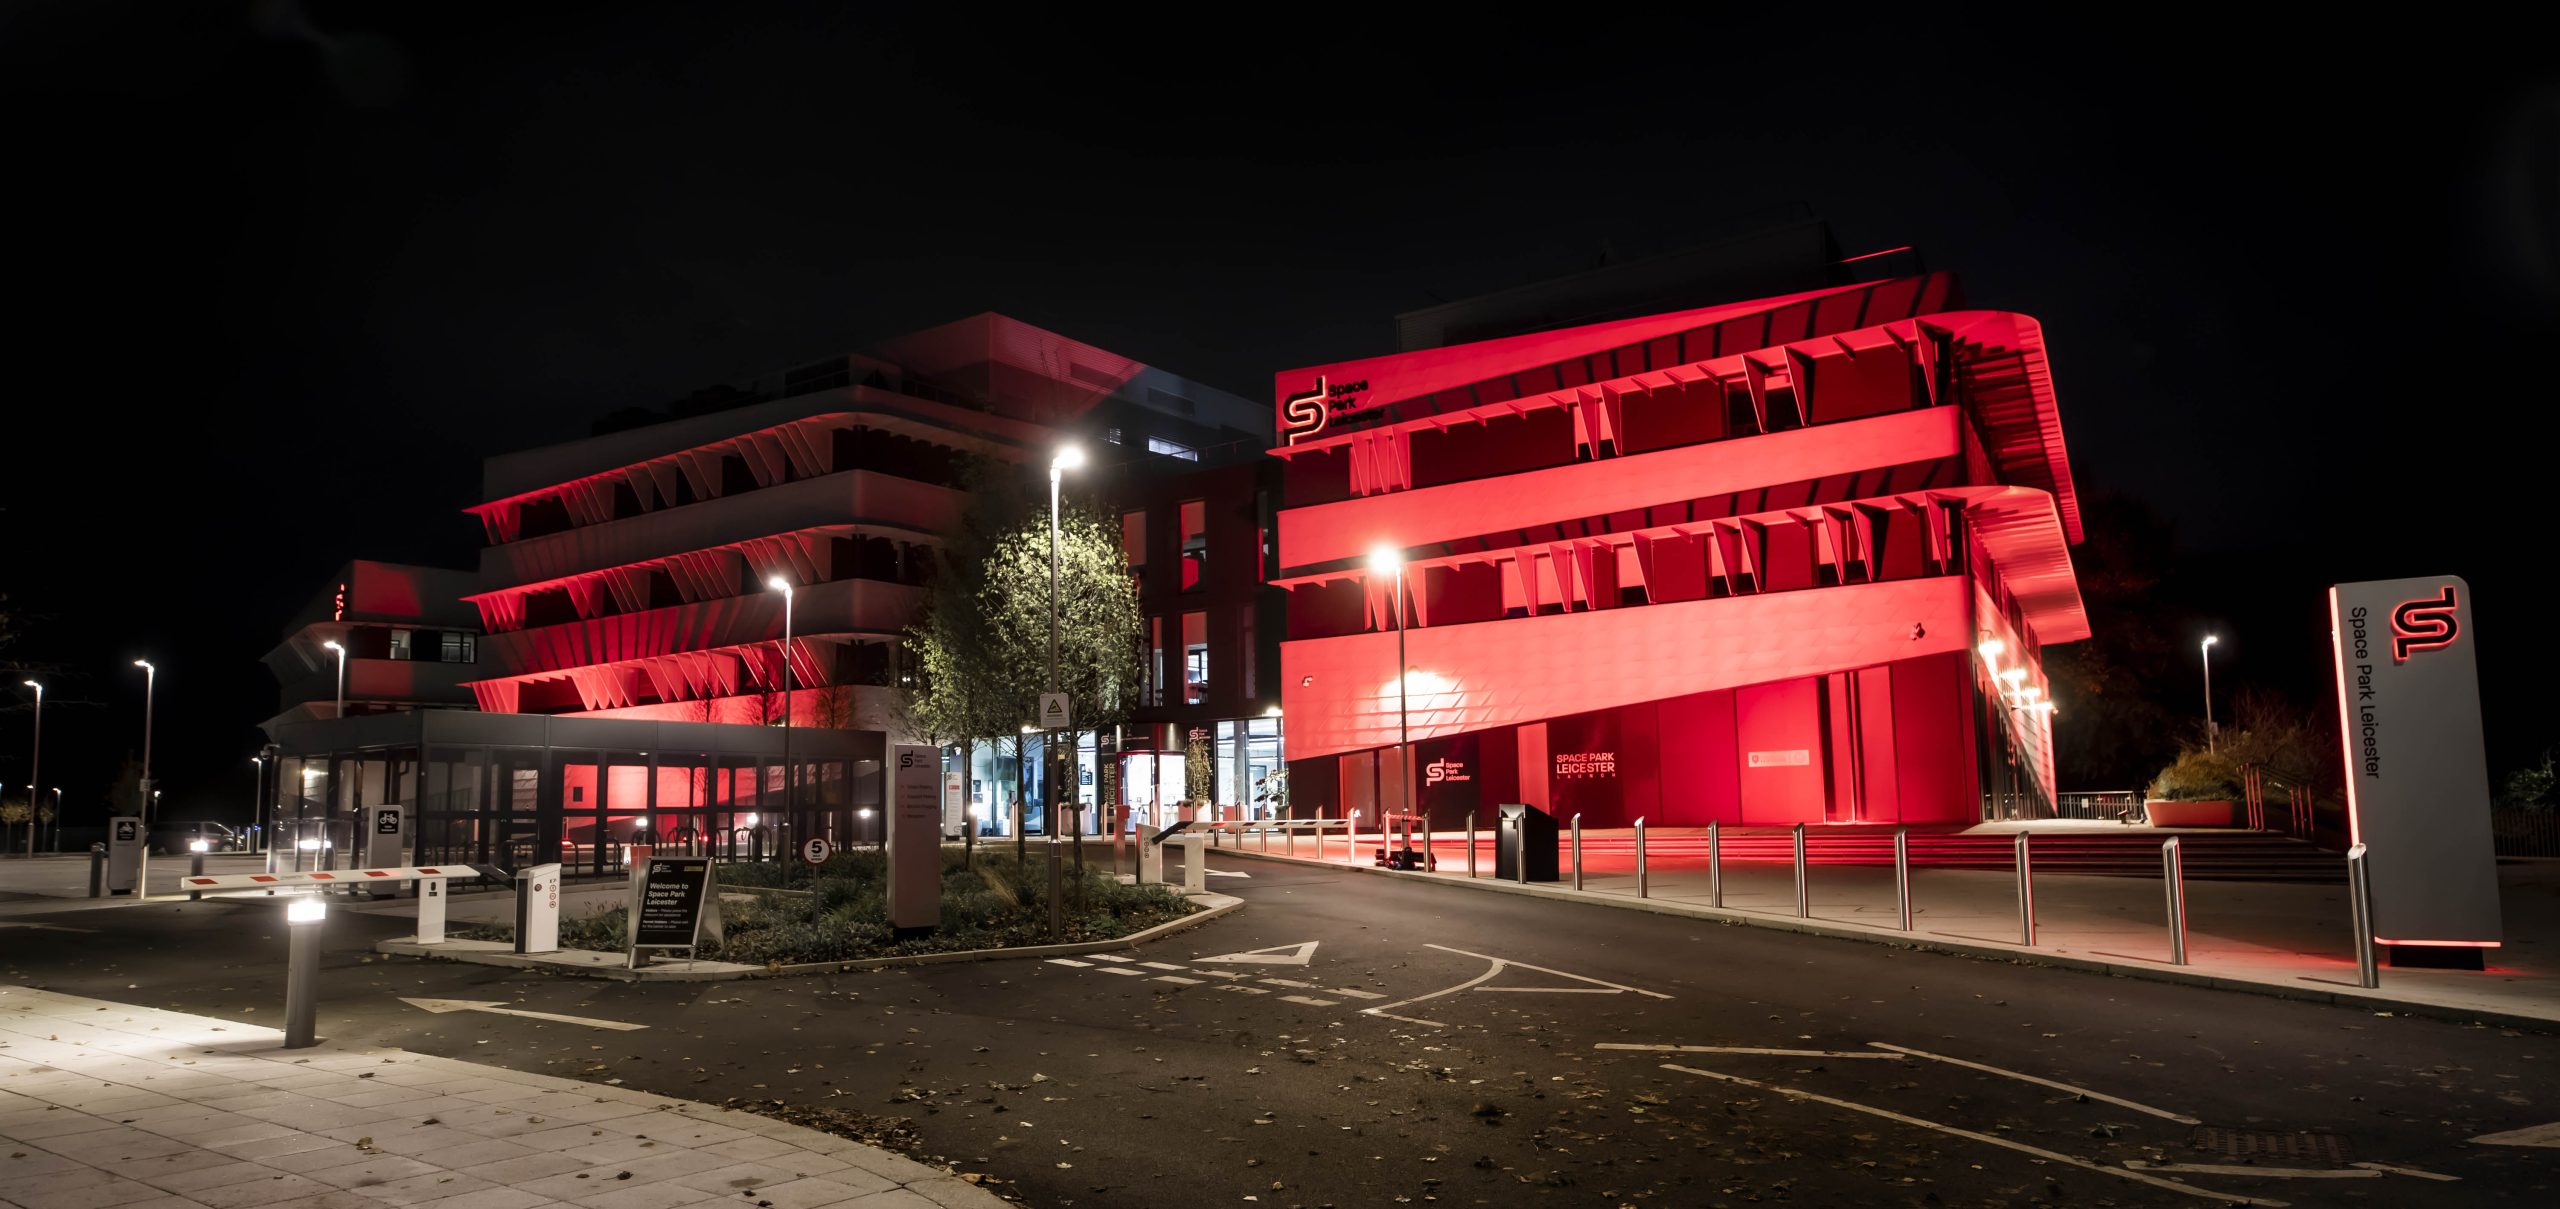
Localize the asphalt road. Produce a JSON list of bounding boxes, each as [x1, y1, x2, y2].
[[5, 853, 2557, 1208]]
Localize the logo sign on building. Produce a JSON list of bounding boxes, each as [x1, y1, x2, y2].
[[1747, 750, 1811, 768], [1424, 758, 1472, 786], [2328, 575, 2500, 951], [1278, 374, 1384, 445], [887, 744, 941, 934], [626, 856, 721, 965], [1038, 693, 1072, 730], [1553, 751, 1619, 779]]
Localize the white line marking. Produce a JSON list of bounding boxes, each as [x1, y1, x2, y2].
[[1139, 961, 1188, 971], [1661, 1064, 2286, 1207], [1258, 977, 1318, 988], [2126, 1161, 2373, 1179], [1596, 1043, 1906, 1060], [1044, 958, 1093, 968], [1196, 941, 1317, 966], [1366, 1010, 1447, 1029], [1096, 967, 1151, 977], [1422, 943, 1673, 999], [1216, 985, 1269, 995], [2350, 1162, 2458, 1181], [1867, 1043, 2202, 1124], [2469, 1119, 2560, 1148], [398, 998, 646, 1032], [1316, 987, 1385, 1000], [1152, 975, 1203, 985], [1475, 987, 1624, 993], [1089, 953, 1135, 962], [1278, 995, 1338, 1007]]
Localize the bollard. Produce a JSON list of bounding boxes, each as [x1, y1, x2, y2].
[[89, 844, 105, 898], [1287, 820, 1297, 858], [1895, 828, 1913, 931], [188, 843, 207, 901], [2162, 837, 2188, 965], [2015, 832, 2036, 946], [1570, 813, 1583, 891], [1420, 814, 1432, 872], [283, 896, 325, 1049], [1047, 840, 1064, 940], [1466, 813, 1477, 878], [1260, 823, 1270, 853], [2347, 843, 2378, 988], [1708, 820, 1722, 908], [1635, 817, 1648, 899], [1793, 823, 1809, 918]]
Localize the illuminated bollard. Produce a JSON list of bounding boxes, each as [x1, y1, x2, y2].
[[284, 896, 325, 1049], [1570, 813, 1583, 891], [2162, 837, 2187, 965], [2348, 843, 2378, 988], [1707, 820, 1721, 908], [188, 839, 208, 901], [1635, 817, 1648, 899], [1895, 829, 1913, 931], [1793, 823, 1809, 918], [2015, 832, 2036, 946], [1466, 814, 1477, 879]]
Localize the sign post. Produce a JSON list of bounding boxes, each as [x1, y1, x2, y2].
[[2328, 575, 2501, 967], [1037, 693, 1071, 731], [887, 744, 941, 937], [106, 817, 142, 895], [514, 863, 561, 955], [625, 855, 721, 969], [365, 805, 406, 897], [800, 837, 834, 866]]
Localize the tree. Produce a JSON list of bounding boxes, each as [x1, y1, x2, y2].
[[1184, 728, 1214, 808], [1, 793, 28, 858], [906, 463, 1144, 858]]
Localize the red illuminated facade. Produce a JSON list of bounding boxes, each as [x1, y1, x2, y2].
[[1271, 274, 2087, 828], [262, 560, 482, 729]]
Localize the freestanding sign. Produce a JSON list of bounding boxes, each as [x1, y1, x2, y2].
[[2328, 575, 2501, 963], [365, 805, 406, 894], [514, 863, 562, 954], [887, 744, 941, 936], [107, 816, 143, 894], [626, 855, 721, 967]]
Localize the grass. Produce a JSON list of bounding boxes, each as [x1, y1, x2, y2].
[[455, 845, 1196, 965]]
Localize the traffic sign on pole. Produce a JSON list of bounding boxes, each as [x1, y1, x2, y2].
[[801, 837, 834, 866], [1038, 693, 1071, 730]]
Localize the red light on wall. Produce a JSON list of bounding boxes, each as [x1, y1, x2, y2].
[[333, 582, 348, 621]]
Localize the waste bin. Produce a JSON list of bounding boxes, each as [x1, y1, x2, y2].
[[1495, 803, 1560, 883]]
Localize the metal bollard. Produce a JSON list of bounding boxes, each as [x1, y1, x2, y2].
[[1421, 814, 1432, 871], [89, 844, 105, 898], [1894, 828, 1913, 931], [1048, 841, 1065, 939], [1793, 823, 1809, 918], [2015, 832, 2036, 946], [1260, 824, 1269, 853], [2347, 843, 2378, 988], [1570, 813, 1583, 891], [2162, 837, 2187, 965], [188, 844, 206, 901], [1287, 821, 1297, 858], [1635, 817, 1648, 899], [284, 897, 325, 1049], [1707, 820, 1722, 908], [1466, 814, 1477, 878]]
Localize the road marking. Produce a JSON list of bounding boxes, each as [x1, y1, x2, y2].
[[1257, 977, 1318, 989], [0, 923, 94, 933], [1596, 1043, 1906, 1060], [1096, 967, 1151, 977], [1865, 1043, 2201, 1124], [1278, 995, 1337, 1007], [1153, 975, 1203, 985], [1216, 985, 1269, 995], [1204, 869, 1252, 879], [1196, 941, 1319, 966], [1044, 958, 1093, 968], [1139, 961, 1188, 970], [1194, 970, 1248, 979], [1318, 987, 1384, 1000], [1360, 943, 1671, 1028], [399, 998, 646, 1031], [2469, 1119, 2560, 1148], [1089, 953, 1135, 962], [2126, 1161, 2374, 1180], [2349, 1162, 2458, 1181], [1661, 1063, 2287, 1207]]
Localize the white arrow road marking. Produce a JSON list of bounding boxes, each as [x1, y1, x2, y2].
[[2126, 1161, 2375, 1180], [0, 922, 93, 932], [1663, 1063, 2288, 1207], [1360, 942, 1671, 1029], [1196, 941, 1319, 966], [1204, 869, 1251, 878], [1597, 1043, 1906, 1060], [399, 998, 648, 1031], [2349, 1162, 2458, 1181], [2469, 1119, 2560, 1148], [1867, 1043, 2202, 1124]]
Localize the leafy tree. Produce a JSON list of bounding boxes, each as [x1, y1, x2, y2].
[[1184, 728, 1214, 807], [2496, 752, 2555, 813], [1, 793, 28, 857]]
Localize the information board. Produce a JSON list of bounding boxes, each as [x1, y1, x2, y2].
[[888, 744, 941, 934], [628, 856, 717, 958]]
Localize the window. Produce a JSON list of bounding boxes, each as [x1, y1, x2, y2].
[[1123, 510, 1148, 567], [1105, 427, 1123, 445], [1179, 499, 1207, 590], [440, 632, 477, 663], [1148, 436, 1199, 462], [1182, 611, 1207, 705], [1149, 617, 1168, 706], [388, 628, 414, 660]]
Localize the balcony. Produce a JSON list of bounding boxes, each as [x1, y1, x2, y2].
[[475, 575, 924, 679], [480, 469, 962, 591]]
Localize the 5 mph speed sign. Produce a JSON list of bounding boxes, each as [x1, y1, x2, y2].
[[800, 837, 834, 865]]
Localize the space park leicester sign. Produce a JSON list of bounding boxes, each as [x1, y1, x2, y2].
[[626, 856, 724, 966], [2328, 575, 2500, 951]]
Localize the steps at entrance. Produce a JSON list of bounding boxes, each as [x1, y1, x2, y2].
[[1508, 829, 2345, 883]]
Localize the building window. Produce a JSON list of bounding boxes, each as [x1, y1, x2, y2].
[[1123, 510, 1147, 566], [1149, 617, 1168, 707], [1182, 611, 1207, 705], [1179, 499, 1207, 590], [1105, 427, 1123, 445], [1148, 436, 1199, 462], [440, 632, 477, 663], [388, 629, 414, 660]]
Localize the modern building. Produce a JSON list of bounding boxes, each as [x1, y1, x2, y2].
[[263, 314, 1277, 872], [261, 560, 483, 730], [1270, 272, 2085, 830]]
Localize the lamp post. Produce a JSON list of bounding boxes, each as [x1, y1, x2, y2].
[[321, 640, 346, 718], [134, 659, 155, 892], [47, 788, 62, 855], [252, 755, 270, 872], [1367, 544, 1411, 863], [21, 681, 39, 859], [767, 576, 795, 862], [2200, 635, 2220, 754], [1048, 444, 1083, 863]]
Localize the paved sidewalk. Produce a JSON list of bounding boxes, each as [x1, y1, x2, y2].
[[1213, 834, 2560, 1030], [0, 986, 1003, 1209]]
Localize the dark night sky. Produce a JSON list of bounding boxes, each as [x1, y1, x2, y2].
[[5, 3, 2555, 824]]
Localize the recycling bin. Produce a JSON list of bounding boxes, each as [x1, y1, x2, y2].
[[1496, 802, 1560, 883]]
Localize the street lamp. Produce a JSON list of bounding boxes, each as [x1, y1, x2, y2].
[[134, 659, 155, 893], [2200, 635, 2220, 754], [767, 576, 795, 859], [321, 640, 346, 719], [21, 680, 39, 859], [1367, 543, 1413, 864], [1047, 444, 1083, 864]]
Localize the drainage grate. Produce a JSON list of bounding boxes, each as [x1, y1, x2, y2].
[[2188, 1127, 2351, 1163]]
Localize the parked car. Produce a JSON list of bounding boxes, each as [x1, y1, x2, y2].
[[148, 821, 248, 855]]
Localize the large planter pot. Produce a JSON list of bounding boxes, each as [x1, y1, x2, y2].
[[2144, 799, 2237, 827]]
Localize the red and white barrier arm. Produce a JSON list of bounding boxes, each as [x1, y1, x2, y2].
[[175, 866, 498, 891]]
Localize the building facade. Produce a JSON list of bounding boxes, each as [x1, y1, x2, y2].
[[262, 560, 483, 730], [1270, 273, 2086, 830]]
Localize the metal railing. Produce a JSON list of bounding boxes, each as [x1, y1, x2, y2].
[[2054, 790, 2141, 822]]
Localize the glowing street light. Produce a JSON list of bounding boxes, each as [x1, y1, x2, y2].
[[321, 640, 347, 719], [20, 680, 39, 860], [1045, 443, 1084, 867], [1367, 544, 1414, 862], [768, 576, 795, 857], [2200, 635, 2220, 754]]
